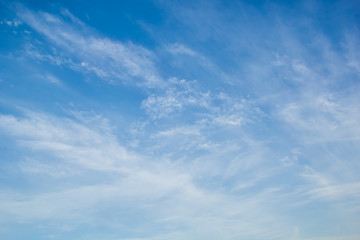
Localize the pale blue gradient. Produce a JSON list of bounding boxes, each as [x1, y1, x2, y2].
[[0, 1, 360, 240]]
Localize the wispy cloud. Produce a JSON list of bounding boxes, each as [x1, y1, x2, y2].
[[279, 93, 360, 143], [44, 74, 63, 87], [1, 1, 360, 239], [141, 78, 211, 119], [299, 166, 360, 213], [166, 43, 197, 56], [0, 111, 140, 172], [0, 109, 296, 239], [141, 77, 260, 127], [15, 5, 162, 87]]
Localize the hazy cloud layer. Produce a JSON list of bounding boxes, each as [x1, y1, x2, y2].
[[0, 1, 359, 240]]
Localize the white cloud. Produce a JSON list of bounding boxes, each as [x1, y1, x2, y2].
[[0, 111, 140, 172], [300, 166, 360, 207], [0, 109, 298, 239], [166, 43, 197, 56], [45, 74, 63, 87], [2, 2, 360, 239], [344, 31, 360, 74], [152, 125, 201, 137], [16, 6, 162, 87], [309, 182, 360, 204], [141, 78, 211, 119], [279, 93, 360, 143], [0, 19, 22, 27]]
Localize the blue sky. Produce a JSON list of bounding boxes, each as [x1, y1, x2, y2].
[[0, 0, 360, 239]]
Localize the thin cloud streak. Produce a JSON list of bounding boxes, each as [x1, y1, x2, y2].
[[16, 5, 162, 87]]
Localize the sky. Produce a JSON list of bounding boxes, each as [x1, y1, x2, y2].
[[0, 0, 360, 239]]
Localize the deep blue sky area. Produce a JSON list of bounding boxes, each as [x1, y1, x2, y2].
[[0, 1, 360, 240]]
